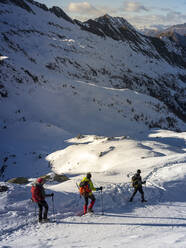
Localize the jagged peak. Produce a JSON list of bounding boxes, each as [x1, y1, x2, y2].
[[49, 6, 74, 24], [95, 14, 136, 31]]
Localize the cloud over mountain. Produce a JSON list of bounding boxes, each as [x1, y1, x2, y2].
[[123, 1, 149, 12], [68, 2, 101, 16]]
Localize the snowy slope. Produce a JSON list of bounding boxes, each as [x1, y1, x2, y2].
[[0, 0, 186, 121], [0, 2, 186, 246], [0, 78, 185, 180], [0, 0, 185, 180], [0, 130, 186, 247]]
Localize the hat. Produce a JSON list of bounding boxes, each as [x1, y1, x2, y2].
[[37, 178, 44, 183], [86, 172, 92, 179], [137, 169, 141, 174]]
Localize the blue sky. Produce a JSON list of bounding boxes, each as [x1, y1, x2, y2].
[[38, 0, 186, 29]]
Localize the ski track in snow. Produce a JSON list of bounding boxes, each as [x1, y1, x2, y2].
[[1, 203, 186, 248], [0, 130, 186, 247]]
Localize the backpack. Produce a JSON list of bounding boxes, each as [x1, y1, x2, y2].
[[131, 175, 138, 188], [31, 184, 43, 202], [79, 181, 91, 195]]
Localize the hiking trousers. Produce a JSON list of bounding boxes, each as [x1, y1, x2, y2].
[[83, 193, 96, 213], [130, 186, 144, 201], [38, 200, 48, 221]]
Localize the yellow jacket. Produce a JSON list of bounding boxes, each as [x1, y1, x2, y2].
[[80, 177, 96, 195]]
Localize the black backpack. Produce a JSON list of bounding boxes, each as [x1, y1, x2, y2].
[[131, 175, 138, 187]]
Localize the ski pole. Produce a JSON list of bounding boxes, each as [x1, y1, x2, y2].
[[51, 195, 56, 221], [30, 198, 37, 217], [52, 195, 54, 214], [34, 203, 37, 217], [76, 182, 82, 199], [31, 198, 37, 222], [147, 181, 166, 191], [100, 189, 104, 215], [26, 199, 32, 224]]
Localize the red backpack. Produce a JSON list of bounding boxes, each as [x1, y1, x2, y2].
[[79, 181, 91, 195], [31, 184, 43, 202]]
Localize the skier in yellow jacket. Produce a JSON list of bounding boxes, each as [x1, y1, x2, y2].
[[79, 172, 102, 214]]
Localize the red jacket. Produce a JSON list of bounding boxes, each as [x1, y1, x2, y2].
[[31, 183, 45, 202]]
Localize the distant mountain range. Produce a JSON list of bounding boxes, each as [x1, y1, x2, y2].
[[140, 23, 186, 48], [140, 23, 186, 37]]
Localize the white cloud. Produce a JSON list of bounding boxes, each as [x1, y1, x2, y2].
[[66, 2, 186, 28], [123, 2, 149, 12], [67, 2, 118, 20], [126, 11, 186, 29], [165, 11, 186, 23], [68, 2, 100, 15]]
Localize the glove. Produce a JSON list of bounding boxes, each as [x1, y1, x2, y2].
[[96, 187, 103, 191], [51, 193, 54, 197], [143, 181, 146, 184]]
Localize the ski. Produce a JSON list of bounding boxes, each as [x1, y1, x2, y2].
[[76, 211, 99, 217], [38, 219, 56, 224], [76, 210, 85, 216]]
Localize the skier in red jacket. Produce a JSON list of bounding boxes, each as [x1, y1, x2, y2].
[[31, 177, 53, 222]]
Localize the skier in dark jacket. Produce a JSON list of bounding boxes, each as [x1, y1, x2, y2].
[[129, 169, 147, 202], [31, 177, 54, 222]]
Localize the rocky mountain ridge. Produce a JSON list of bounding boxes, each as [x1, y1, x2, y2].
[[141, 23, 186, 37], [0, 0, 186, 123], [0, 0, 186, 180], [140, 23, 186, 49]]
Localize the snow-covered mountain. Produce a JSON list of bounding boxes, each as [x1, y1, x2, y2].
[[0, 0, 186, 180], [1, 1, 186, 246], [140, 23, 186, 48], [164, 23, 186, 38], [140, 23, 186, 37], [75, 13, 137, 41], [158, 31, 186, 48]]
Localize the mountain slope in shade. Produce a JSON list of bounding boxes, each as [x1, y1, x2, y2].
[[140, 23, 186, 48], [0, 0, 185, 180]]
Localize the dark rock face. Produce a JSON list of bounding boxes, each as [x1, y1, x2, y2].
[[27, 0, 48, 11], [0, 0, 74, 24], [77, 14, 143, 45], [7, 177, 29, 184], [49, 6, 74, 24], [158, 31, 186, 48], [0, 0, 34, 13], [149, 36, 186, 67]]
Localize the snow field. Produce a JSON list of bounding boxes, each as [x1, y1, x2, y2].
[[1, 130, 186, 247]]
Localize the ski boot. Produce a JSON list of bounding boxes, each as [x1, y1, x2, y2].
[[88, 208, 94, 213], [42, 218, 50, 222]]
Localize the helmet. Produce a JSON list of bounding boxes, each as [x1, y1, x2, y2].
[[137, 169, 141, 174], [86, 172, 92, 179], [37, 178, 44, 184]]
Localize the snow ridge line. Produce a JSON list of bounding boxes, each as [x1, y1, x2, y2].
[[144, 155, 186, 186]]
